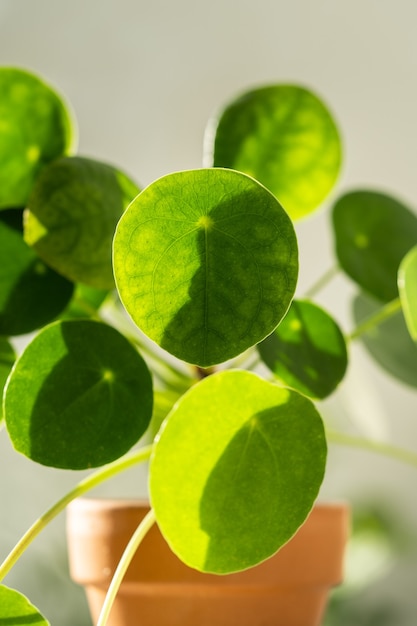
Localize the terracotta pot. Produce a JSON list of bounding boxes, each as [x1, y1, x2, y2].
[[66, 499, 349, 626]]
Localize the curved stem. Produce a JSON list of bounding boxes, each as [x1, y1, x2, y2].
[[96, 509, 156, 626], [326, 429, 417, 469], [303, 264, 340, 299], [0, 445, 153, 582], [348, 297, 402, 341]]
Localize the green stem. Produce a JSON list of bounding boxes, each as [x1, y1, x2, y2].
[[96, 509, 156, 626], [304, 264, 340, 299], [327, 429, 417, 468], [0, 445, 153, 583], [348, 297, 402, 341]]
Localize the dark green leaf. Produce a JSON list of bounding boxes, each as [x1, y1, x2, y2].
[[332, 190, 417, 302], [24, 156, 140, 289], [0, 585, 49, 625], [4, 320, 153, 469], [258, 299, 348, 399], [353, 291, 417, 388], [113, 168, 298, 367], [0, 67, 76, 209], [398, 245, 417, 341], [205, 84, 342, 220], [150, 370, 326, 574], [0, 210, 74, 336]]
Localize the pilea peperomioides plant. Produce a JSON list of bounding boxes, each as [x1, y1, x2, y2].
[[1, 67, 417, 625]]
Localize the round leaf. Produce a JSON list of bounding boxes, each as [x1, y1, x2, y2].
[[398, 244, 417, 341], [0, 585, 49, 625], [353, 291, 417, 388], [24, 156, 140, 289], [113, 168, 298, 367], [258, 299, 348, 399], [204, 84, 342, 220], [0, 209, 74, 336], [0, 338, 15, 423], [332, 190, 417, 302], [149, 370, 326, 574], [4, 320, 153, 469], [0, 67, 76, 209]]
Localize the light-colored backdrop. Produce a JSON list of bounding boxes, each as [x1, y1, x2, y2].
[[1, 1, 417, 624]]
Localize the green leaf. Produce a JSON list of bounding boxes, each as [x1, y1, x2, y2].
[[353, 291, 417, 388], [0, 338, 15, 423], [332, 190, 417, 302], [61, 283, 109, 320], [0, 210, 74, 336], [114, 168, 298, 367], [205, 84, 342, 221], [0, 67, 76, 209], [258, 299, 348, 399], [4, 320, 153, 469], [398, 245, 417, 341], [149, 370, 326, 574], [24, 156, 140, 289], [0, 585, 49, 625]]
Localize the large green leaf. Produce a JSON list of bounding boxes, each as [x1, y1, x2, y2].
[[353, 291, 417, 388], [332, 190, 417, 302], [0, 338, 15, 423], [150, 370, 326, 574], [4, 320, 153, 469], [258, 299, 348, 399], [24, 156, 139, 289], [114, 168, 298, 367], [0, 209, 74, 336], [0, 67, 76, 209], [204, 84, 342, 221], [0, 586, 49, 625], [398, 244, 417, 341]]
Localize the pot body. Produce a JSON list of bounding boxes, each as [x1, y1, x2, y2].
[[66, 499, 349, 626]]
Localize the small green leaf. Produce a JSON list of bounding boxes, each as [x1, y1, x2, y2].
[[0, 338, 15, 422], [353, 291, 417, 388], [4, 320, 153, 469], [61, 283, 109, 320], [398, 245, 417, 341], [114, 168, 298, 367], [0, 585, 49, 625], [332, 190, 417, 302], [205, 84, 342, 220], [150, 370, 326, 574], [0, 67, 76, 209], [0, 210, 74, 336], [24, 156, 140, 289], [258, 299, 348, 399]]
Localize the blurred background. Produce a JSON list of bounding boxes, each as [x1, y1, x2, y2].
[[1, 1, 417, 624]]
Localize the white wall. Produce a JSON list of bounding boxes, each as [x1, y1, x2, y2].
[[1, 1, 417, 624]]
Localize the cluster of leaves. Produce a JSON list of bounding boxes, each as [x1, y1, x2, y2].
[[0, 68, 417, 623]]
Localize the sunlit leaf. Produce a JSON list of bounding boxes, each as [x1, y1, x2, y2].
[[0, 338, 15, 423], [0, 67, 76, 209], [114, 168, 298, 367], [0, 585, 49, 625], [333, 190, 417, 302], [398, 244, 417, 341], [353, 291, 417, 388], [0, 209, 74, 336], [258, 299, 348, 399], [150, 370, 326, 574], [204, 84, 342, 220], [4, 320, 153, 469], [24, 156, 139, 289]]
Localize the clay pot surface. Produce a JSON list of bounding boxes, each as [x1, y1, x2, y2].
[[67, 499, 349, 626]]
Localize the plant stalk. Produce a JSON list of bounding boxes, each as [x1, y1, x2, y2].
[[327, 429, 417, 468], [348, 297, 402, 341], [96, 508, 156, 626], [0, 445, 153, 582], [303, 264, 340, 299]]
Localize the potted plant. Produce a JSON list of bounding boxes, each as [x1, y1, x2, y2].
[[0, 66, 416, 625]]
